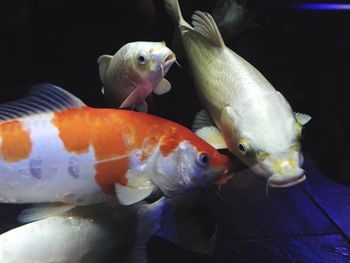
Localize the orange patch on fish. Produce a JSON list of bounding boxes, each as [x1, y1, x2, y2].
[[159, 132, 181, 157], [52, 107, 130, 160], [95, 157, 129, 195], [0, 120, 32, 162], [140, 136, 159, 161]]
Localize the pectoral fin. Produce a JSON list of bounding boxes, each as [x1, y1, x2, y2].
[[97, 55, 112, 84], [115, 183, 153, 205], [119, 87, 149, 110], [295, 112, 312, 125], [18, 203, 76, 223], [192, 109, 215, 131], [196, 126, 227, 149], [153, 78, 171, 95]]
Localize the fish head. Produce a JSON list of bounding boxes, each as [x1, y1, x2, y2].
[[232, 125, 307, 187], [151, 129, 231, 197], [130, 41, 176, 83], [250, 148, 306, 188], [220, 105, 309, 188]]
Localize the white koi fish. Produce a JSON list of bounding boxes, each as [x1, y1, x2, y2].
[[0, 196, 215, 263], [97, 41, 176, 112], [165, 0, 311, 187]]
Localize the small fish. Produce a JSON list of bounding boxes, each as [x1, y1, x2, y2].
[[0, 196, 215, 263], [0, 83, 230, 222], [165, 0, 311, 188], [97, 41, 177, 112]]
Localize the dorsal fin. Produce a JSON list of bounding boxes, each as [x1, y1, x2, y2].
[[0, 83, 85, 121], [191, 10, 225, 48]]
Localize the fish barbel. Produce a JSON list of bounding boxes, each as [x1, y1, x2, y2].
[[0, 83, 230, 221], [165, 0, 311, 187], [98, 41, 177, 112]]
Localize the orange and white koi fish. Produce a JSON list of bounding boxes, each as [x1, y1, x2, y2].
[[0, 83, 230, 221]]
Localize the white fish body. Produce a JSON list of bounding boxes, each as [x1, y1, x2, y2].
[[0, 200, 163, 263], [165, 0, 311, 187], [0, 194, 215, 263], [97, 41, 176, 112]]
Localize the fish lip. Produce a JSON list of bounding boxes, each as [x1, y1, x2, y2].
[[268, 173, 306, 188], [162, 53, 176, 75], [216, 168, 233, 185]]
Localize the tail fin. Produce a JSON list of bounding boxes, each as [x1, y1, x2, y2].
[[164, 0, 191, 31]]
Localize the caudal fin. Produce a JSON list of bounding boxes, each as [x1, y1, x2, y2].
[[164, 0, 191, 30]]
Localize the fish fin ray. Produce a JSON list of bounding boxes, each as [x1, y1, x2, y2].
[[119, 87, 150, 110], [164, 0, 192, 31], [115, 183, 153, 205], [18, 203, 76, 223], [0, 83, 85, 121], [295, 112, 311, 125], [192, 109, 215, 131], [196, 126, 227, 149], [153, 79, 171, 95], [97, 54, 112, 84], [192, 10, 225, 47]]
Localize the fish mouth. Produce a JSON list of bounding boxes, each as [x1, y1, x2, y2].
[[161, 53, 176, 75], [215, 168, 233, 185], [268, 173, 306, 188]]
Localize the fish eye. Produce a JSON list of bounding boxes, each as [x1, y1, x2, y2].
[[136, 52, 149, 64], [239, 143, 245, 152], [238, 138, 250, 155], [196, 152, 210, 166]]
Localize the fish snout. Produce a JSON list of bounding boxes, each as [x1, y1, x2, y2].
[[213, 154, 234, 185], [216, 168, 233, 185], [161, 52, 176, 75], [268, 165, 306, 188]]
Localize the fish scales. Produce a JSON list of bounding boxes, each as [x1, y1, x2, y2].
[[165, 0, 311, 187], [0, 84, 230, 212]]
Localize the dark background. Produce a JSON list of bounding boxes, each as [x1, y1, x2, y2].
[[0, 0, 349, 262], [1, 0, 349, 185]]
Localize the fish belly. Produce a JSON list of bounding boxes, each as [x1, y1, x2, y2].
[[0, 113, 108, 205]]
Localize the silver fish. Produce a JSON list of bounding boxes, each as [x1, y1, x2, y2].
[[98, 41, 176, 112], [164, 0, 311, 187], [0, 194, 215, 263]]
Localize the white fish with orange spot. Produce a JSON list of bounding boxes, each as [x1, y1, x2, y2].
[[97, 41, 177, 112], [0, 83, 231, 222], [165, 0, 311, 188]]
